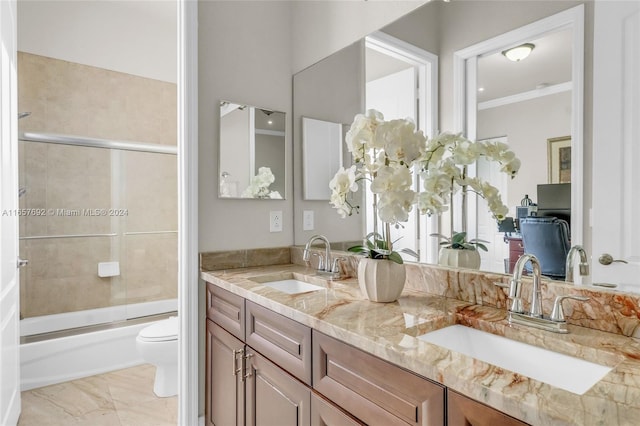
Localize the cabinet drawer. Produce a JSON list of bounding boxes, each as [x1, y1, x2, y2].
[[312, 330, 445, 426], [207, 283, 245, 340], [311, 392, 364, 426], [246, 301, 312, 385], [447, 390, 529, 426]]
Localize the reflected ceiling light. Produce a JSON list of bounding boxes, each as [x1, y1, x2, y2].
[[267, 120, 273, 125], [478, 87, 485, 92], [502, 43, 535, 62]]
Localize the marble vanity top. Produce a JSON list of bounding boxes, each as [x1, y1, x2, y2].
[[201, 264, 640, 425]]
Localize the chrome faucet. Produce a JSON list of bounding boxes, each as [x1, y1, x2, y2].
[[303, 235, 332, 274], [507, 253, 589, 333], [510, 254, 543, 317], [565, 245, 590, 283]]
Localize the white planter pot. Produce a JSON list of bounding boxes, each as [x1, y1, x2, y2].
[[438, 247, 481, 270], [357, 258, 406, 303]]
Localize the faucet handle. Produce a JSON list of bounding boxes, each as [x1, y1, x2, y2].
[[331, 257, 346, 273], [308, 252, 324, 271], [551, 295, 590, 322]]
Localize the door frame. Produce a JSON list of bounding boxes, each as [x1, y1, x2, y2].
[[0, 0, 21, 423], [177, 0, 199, 424], [365, 31, 440, 264]]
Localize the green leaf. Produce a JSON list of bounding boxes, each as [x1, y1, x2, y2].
[[399, 248, 419, 259], [348, 245, 367, 253], [388, 251, 404, 264], [452, 232, 467, 244], [475, 242, 488, 252]]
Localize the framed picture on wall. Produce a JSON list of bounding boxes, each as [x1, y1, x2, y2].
[[547, 136, 571, 183]]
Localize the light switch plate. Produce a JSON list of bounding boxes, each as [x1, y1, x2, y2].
[[303, 210, 314, 231], [270, 211, 283, 232]]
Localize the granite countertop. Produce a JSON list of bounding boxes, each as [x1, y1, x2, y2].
[[201, 264, 640, 425]]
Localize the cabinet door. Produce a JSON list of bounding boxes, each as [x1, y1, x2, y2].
[[206, 320, 245, 426], [207, 282, 245, 340], [245, 348, 311, 426], [311, 393, 363, 426], [313, 331, 445, 426], [447, 390, 529, 426]]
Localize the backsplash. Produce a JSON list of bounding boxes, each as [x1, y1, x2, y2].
[[204, 246, 640, 338], [200, 247, 290, 271]]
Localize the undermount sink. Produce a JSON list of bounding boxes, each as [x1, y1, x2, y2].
[[250, 273, 326, 295], [417, 325, 613, 395], [262, 279, 325, 295]]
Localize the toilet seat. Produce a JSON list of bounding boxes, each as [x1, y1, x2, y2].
[[138, 317, 178, 342]]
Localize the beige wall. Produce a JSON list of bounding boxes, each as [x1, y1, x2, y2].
[[198, 1, 436, 253], [198, 1, 294, 252], [291, 1, 429, 73], [478, 92, 573, 211], [18, 52, 177, 318]]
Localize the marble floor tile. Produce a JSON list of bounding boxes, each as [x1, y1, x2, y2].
[[18, 364, 177, 426]]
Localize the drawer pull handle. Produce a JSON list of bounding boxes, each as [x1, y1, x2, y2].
[[232, 349, 243, 376], [243, 353, 254, 380]]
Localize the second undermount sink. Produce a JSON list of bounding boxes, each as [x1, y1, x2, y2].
[[417, 325, 613, 395]]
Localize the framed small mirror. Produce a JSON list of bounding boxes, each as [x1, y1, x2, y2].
[[219, 101, 286, 199]]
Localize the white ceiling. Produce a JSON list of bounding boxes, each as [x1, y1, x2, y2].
[[477, 29, 572, 102], [366, 47, 412, 83], [17, 0, 177, 83]]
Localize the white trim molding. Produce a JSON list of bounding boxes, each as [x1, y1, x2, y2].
[[478, 81, 572, 111], [365, 31, 440, 263], [177, 0, 199, 424]]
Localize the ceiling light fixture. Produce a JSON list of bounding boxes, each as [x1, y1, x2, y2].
[[502, 43, 535, 62]]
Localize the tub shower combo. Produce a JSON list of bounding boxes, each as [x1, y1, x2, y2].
[[17, 129, 178, 391]]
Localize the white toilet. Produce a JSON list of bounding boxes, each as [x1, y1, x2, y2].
[[136, 316, 178, 397]]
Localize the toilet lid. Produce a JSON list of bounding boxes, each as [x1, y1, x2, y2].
[[139, 316, 178, 342]]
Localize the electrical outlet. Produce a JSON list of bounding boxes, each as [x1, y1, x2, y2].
[[270, 211, 283, 232], [303, 210, 314, 231]]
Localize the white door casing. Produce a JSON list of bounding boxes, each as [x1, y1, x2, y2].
[[0, 0, 22, 424], [365, 32, 439, 263], [591, 0, 640, 287]]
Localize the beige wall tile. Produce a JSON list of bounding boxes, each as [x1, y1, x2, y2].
[[18, 52, 177, 318]]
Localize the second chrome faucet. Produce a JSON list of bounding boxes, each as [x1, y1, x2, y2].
[[508, 253, 588, 333]]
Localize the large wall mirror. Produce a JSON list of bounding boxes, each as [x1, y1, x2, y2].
[[293, 2, 590, 273], [219, 101, 286, 199], [453, 5, 583, 276]]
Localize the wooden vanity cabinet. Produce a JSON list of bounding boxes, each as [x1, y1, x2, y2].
[[206, 285, 316, 426], [205, 282, 528, 426], [312, 330, 445, 426], [447, 390, 529, 426]]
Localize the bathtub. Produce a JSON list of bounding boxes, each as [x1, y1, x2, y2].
[[20, 299, 177, 391]]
